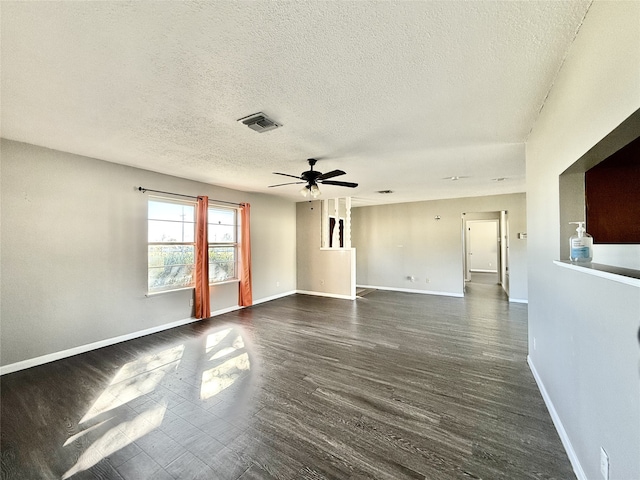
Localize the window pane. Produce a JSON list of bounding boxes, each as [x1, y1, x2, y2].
[[208, 224, 235, 243], [149, 220, 195, 242], [209, 262, 235, 282], [149, 200, 195, 222], [208, 246, 234, 261], [208, 208, 235, 226], [149, 264, 195, 291], [208, 246, 236, 282], [149, 245, 194, 266], [148, 245, 195, 291]]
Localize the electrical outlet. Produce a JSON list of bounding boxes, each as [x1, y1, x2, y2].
[[600, 447, 609, 480], [190, 299, 194, 307], [276, 281, 280, 287], [425, 278, 430, 283], [320, 279, 325, 285]]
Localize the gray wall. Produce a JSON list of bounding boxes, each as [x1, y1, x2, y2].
[[296, 201, 355, 298], [1, 140, 297, 368], [351, 193, 527, 300], [526, 2, 640, 479]]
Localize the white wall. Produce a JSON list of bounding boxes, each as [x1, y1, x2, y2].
[[526, 1, 640, 479], [296, 201, 355, 299], [351, 193, 527, 300], [0, 140, 297, 369]]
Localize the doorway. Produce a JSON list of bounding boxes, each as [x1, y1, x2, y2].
[[462, 211, 509, 296], [468, 220, 499, 283]]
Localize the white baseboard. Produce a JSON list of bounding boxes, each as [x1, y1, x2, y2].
[[211, 305, 241, 316], [527, 356, 586, 480], [0, 292, 298, 376], [509, 298, 529, 304], [356, 284, 464, 298], [0, 315, 201, 376], [252, 290, 297, 305], [295, 290, 356, 300]]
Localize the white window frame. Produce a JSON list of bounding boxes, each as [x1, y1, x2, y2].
[[207, 204, 239, 284], [147, 198, 241, 294], [147, 197, 196, 294]]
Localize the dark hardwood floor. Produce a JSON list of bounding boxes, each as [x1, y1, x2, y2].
[[1, 289, 574, 479]]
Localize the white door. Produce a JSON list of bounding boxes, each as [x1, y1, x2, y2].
[[468, 220, 499, 272]]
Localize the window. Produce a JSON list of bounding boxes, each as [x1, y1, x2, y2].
[[147, 199, 238, 293], [148, 199, 195, 293], [208, 206, 238, 283]]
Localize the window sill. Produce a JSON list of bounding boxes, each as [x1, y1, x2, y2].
[[553, 260, 640, 287], [211, 279, 240, 286], [146, 286, 194, 297]]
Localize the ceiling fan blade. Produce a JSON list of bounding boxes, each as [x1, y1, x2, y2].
[[273, 172, 303, 180], [317, 169, 346, 181], [268, 181, 305, 188], [320, 180, 358, 188]]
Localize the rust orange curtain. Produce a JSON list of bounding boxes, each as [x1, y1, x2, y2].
[[238, 203, 253, 306], [194, 196, 210, 319]]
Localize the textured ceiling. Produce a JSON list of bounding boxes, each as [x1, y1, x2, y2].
[[1, 1, 591, 205]]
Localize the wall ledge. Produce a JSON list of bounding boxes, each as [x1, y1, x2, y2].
[[553, 260, 640, 287]]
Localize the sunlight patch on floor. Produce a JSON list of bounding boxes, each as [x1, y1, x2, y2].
[[80, 344, 183, 424], [201, 352, 250, 400], [210, 335, 245, 360], [63, 402, 166, 479], [205, 328, 233, 353], [63, 417, 113, 447]]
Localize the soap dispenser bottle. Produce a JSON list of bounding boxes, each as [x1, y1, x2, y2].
[[569, 221, 593, 263]]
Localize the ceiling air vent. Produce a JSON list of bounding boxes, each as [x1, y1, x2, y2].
[[237, 112, 282, 133]]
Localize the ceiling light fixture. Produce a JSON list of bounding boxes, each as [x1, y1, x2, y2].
[[300, 183, 321, 198], [377, 190, 393, 194], [492, 177, 507, 182], [443, 176, 467, 181]]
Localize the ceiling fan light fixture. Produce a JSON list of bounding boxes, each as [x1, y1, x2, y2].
[[271, 158, 355, 196], [309, 183, 321, 198]]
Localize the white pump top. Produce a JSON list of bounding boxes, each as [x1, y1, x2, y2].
[[570, 221, 586, 238]]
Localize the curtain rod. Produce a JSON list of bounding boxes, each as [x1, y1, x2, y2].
[[137, 187, 243, 206]]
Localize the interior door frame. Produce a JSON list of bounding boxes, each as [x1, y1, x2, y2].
[[466, 219, 499, 276], [462, 211, 508, 294]]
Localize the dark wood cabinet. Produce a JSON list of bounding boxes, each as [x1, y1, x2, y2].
[[585, 135, 640, 244]]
